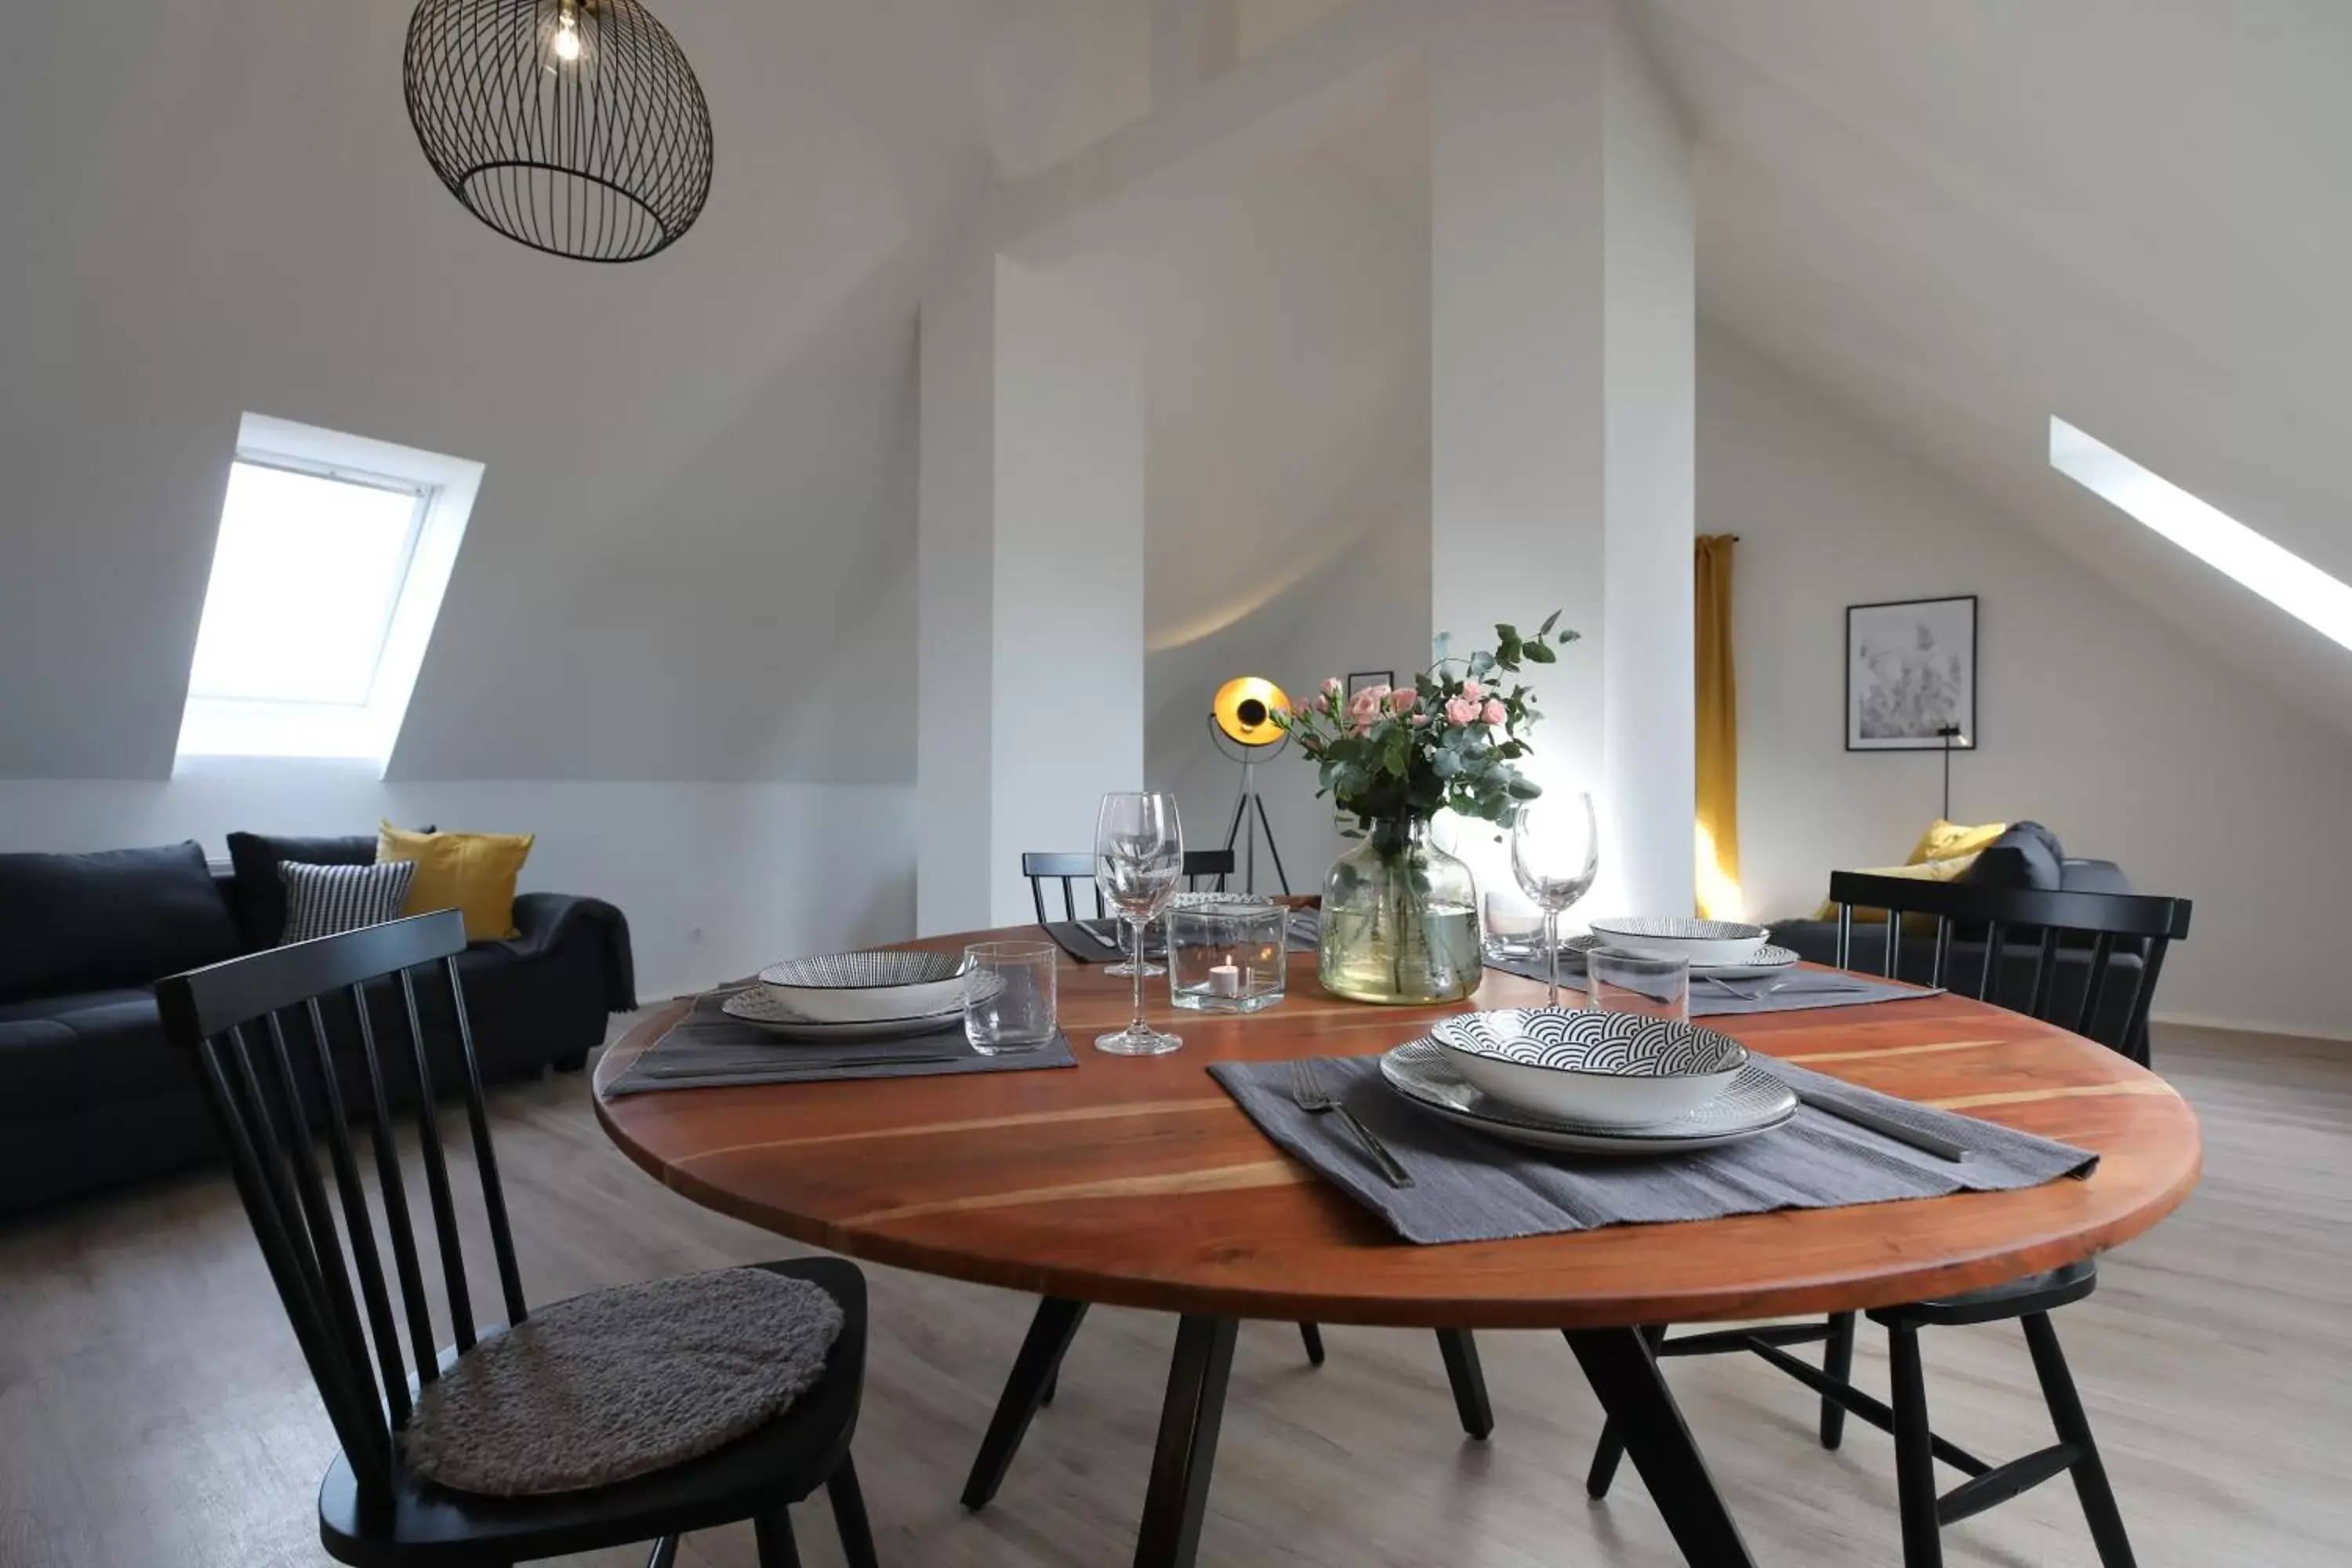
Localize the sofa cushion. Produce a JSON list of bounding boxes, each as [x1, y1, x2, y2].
[[0, 991, 191, 1116], [1962, 821, 2065, 891], [0, 842, 241, 1003], [2060, 858, 2136, 896], [224, 829, 440, 949], [224, 832, 376, 950]]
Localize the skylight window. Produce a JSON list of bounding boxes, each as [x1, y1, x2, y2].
[[2051, 416, 2352, 654], [174, 414, 483, 773]]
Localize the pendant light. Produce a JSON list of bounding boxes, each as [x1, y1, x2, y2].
[[404, 0, 714, 263]]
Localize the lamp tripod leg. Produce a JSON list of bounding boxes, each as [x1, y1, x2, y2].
[[1253, 791, 1289, 895]]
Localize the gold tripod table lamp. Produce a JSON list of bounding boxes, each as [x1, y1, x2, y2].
[[1208, 677, 1292, 893]]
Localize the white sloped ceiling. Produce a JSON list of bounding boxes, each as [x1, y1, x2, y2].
[[8, 0, 2347, 786], [0, 0, 1038, 782], [1639, 0, 2352, 736]]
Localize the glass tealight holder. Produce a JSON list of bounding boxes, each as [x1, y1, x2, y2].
[[1164, 894, 1288, 1014]]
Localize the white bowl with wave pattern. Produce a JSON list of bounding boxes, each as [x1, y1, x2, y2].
[[1428, 1007, 1748, 1128], [1584, 916, 1770, 967]]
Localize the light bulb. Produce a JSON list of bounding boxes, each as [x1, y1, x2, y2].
[[552, 16, 582, 61]]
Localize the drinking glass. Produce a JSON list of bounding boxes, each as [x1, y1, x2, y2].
[[1481, 891, 1548, 960], [1511, 793, 1600, 1005], [964, 942, 1059, 1054], [1587, 946, 1690, 1022], [1094, 792, 1186, 1056]]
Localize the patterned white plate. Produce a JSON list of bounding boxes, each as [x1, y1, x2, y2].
[[720, 981, 984, 1044], [1565, 933, 1800, 980], [1431, 1008, 1747, 1077], [753, 949, 970, 1023], [1428, 1006, 1748, 1126], [1380, 1039, 1796, 1155]]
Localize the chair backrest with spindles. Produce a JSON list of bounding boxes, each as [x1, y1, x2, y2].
[[1021, 849, 1236, 924], [155, 909, 522, 1510], [1827, 873, 2191, 1062]]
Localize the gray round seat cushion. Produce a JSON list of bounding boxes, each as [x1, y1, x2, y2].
[[400, 1267, 844, 1497]]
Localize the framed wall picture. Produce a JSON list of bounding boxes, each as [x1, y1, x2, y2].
[[1346, 670, 1396, 698], [1846, 596, 1977, 751]]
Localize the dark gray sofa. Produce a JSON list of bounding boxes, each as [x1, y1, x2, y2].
[[0, 837, 634, 1219], [1769, 824, 2151, 1052]]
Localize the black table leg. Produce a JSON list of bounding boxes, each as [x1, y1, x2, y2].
[[1565, 1327, 1759, 1568], [1134, 1314, 1240, 1568], [1435, 1329, 1494, 1439], [962, 1297, 1089, 1510]]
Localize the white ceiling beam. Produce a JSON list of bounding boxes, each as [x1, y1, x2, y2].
[[989, 0, 1429, 266], [1151, 0, 1240, 110]]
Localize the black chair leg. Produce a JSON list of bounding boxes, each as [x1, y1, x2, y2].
[[1298, 1322, 1326, 1366], [1042, 1367, 1058, 1406], [1886, 1323, 1944, 1568], [646, 1535, 679, 1568], [753, 1509, 802, 1568], [1820, 1312, 1858, 1450], [827, 1454, 880, 1568], [2022, 1312, 2139, 1568], [963, 1297, 1089, 1510], [1435, 1329, 1494, 1439]]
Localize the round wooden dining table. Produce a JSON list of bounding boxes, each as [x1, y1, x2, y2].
[[595, 928, 2201, 1568]]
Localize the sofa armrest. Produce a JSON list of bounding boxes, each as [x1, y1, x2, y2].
[[504, 893, 637, 1012]]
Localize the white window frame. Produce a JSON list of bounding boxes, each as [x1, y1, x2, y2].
[[173, 412, 485, 775], [2051, 416, 2352, 655]]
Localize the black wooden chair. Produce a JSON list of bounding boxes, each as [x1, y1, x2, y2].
[[157, 910, 878, 1568], [1021, 848, 1236, 924], [1585, 873, 2190, 1567], [1831, 873, 2191, 1068]]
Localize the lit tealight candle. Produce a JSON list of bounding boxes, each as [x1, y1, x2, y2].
[[1210, 958, 1243, 997]]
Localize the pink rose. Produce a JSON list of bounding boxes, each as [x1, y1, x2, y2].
[[1388, 688, 1417, 715], [1483, 698, 1506, 726], [1460, 678, 1484, 702], [1323, 677, 1343, 694], [1411, 712, 1430, 727], [1443, 695, 1479, 726]]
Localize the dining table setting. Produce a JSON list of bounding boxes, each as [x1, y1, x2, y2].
[[594, 622, 2199, 1568]]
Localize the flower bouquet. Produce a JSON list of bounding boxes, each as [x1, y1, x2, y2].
[[1277, 615, 1579, 1004]]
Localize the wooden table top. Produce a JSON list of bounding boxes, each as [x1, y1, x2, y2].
[[594, 931, 2201, 1330]]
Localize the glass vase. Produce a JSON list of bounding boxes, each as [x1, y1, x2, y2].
[[1318, 818, 1482, 1005]]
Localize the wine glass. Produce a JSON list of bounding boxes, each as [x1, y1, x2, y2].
[[1099, 840, 1166, 979], [1512, 793, 1600, 1006], [1094, 792, 1186, 1056]]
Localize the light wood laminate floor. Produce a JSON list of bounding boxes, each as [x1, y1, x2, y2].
[[2, 1022, 2344, 1567]]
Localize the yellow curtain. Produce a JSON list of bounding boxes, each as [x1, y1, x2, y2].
[[1694, 535, 1742, 919]]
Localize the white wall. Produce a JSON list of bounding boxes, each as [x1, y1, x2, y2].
[[1705, 327, 2352, 1038], [0, 771, 915, 1000], [1148, 494, 1435, 894]]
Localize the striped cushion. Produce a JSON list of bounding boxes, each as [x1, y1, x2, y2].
[[277, 860, 417, 945]]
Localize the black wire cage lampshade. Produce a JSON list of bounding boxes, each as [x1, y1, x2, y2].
[[404, 0, 713, 263]]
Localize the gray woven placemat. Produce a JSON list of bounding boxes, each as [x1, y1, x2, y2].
[[1045, 912, 1322, 966], [1483, 952, 1940, 1015], [1207, 1053, 2096, 1246], [604, 992, 1075, 1095]]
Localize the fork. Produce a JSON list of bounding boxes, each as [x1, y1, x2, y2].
[[1288, 1058, 1414, 1188]]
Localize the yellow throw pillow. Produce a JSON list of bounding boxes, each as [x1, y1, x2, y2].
[[376, 823, 534, 942], [1905, 819, 2008, 866], [1813, 852, 1980, 923]]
